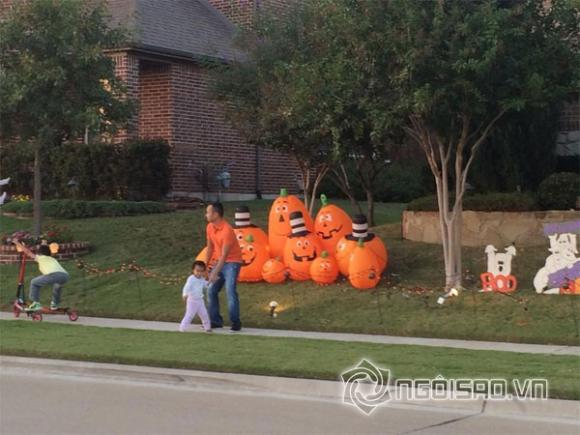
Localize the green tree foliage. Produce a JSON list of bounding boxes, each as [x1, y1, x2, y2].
[[0, 0, 134, 236]]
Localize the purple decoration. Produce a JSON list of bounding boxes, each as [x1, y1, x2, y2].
[[547, 261, 580, 288]]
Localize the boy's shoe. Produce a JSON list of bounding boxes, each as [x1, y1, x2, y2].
[[50, 302, 59, 311], [27, 302, 42, 311]]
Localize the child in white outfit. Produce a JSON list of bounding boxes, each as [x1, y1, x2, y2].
[[179, 261, 211, 332]]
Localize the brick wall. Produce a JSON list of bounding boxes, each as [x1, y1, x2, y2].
[[207, 0, 298, 28], [168, 59, 298, 197], [110, 51, 140, 142], [138, 60, 172, 141]]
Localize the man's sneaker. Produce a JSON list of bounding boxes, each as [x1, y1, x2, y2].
[[50, 302, 59, 311], [230, 324, 242, 332], [210, 323, 223, 329], [27, 302, 42, 311]]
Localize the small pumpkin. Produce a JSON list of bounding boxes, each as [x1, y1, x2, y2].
[[314, 194, 352, 254], [262, 257, 287, 284], [238, 234, 270, 282], [348, 239, 381, 290], [233, 206, 270, 255], [268, 188, 314, 258], [335, 237, 357, 276], [283, 211, 322, 281], [310, 250, 339, 285]]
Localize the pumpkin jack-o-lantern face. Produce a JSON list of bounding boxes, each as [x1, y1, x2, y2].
[[283, 211, 322, 281], [238, 234, 270, 282], [268, 188, 314, 258], [315, 195, 352, 254], [310, 251, 339, 285], [233, 206, 270, 254]]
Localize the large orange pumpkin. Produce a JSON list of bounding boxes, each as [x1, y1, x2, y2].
[[262, 257, 287, 284], [348, 240, 381, 290], [283, 211, 322, 281], [268, 188, 314, 258], [336, 237, 357, 276], [310, 251, 339, 285], [366, 236, 388, 273], [238, 234, 270, 282], [315, 194, 352, 254], [233, 206, 270, 255]]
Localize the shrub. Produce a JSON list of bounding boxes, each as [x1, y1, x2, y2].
[[0, 139, 171, 201], [1, 200, 170, 219], [537, 172, 579, 210], [407, 192, 538, 212]]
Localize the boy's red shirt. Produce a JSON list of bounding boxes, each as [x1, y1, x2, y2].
[[206, 220, 242, 264]]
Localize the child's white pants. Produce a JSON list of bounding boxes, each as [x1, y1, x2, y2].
[[179, 297, 210, 331]]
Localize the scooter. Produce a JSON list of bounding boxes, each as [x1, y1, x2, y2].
[[12, 249, 79, 322]]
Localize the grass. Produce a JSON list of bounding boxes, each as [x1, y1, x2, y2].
[[1, 200, 579, 345], [1, 320, 579, 400]]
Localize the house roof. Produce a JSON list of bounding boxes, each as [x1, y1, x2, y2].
[[105, 0, 244, 62]]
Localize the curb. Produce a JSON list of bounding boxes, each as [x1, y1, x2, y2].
[[1, 356, 578, 422]]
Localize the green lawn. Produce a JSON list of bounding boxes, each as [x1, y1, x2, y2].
[[1, 320, 578, 400], [1, 200, 579, 345]]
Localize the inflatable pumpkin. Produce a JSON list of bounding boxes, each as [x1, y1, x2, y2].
[[336, 237, 357, 276], [338, 214, 388, 276], [349, 239, 381, 290], [315, 194, 352, 254], [233, 206, 270, 255], [310, 251, 339, 285], [268, 188, 314, 258], [262, 257, 287, 284], [283, 211, 322, 281], [238, 235, 270, 282]]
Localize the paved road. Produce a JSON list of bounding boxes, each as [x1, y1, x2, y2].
[[2, 312, 579, 356], [1, 363, 579, 435]]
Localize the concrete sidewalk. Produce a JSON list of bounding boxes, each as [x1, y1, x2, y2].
[[2, 356, 579, 425], [1, 311, 579, 356]]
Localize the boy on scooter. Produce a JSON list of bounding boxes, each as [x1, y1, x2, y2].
[[13, 240, 69, 311]]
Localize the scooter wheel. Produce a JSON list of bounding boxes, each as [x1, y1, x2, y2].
[[31, 312, 42, 322], [12, 305, 21, 318], [68, 311, 79, 322]]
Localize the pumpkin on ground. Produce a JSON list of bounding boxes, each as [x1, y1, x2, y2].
[[238, 234, 270, 282], [348, 239, 381, 290], [268, 188, 313, 258], [336, 237, 357, 276], [262, 257, 287, 284], [314, 194, 352, 254], [233, 205, 270, 255], [283, 211, 322, 281], [310, 251, 339, 285]]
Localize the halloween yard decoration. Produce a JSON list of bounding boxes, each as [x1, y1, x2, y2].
[[233, 206, 270, 254], [349, 239, 381, 290], [195, 247, 217, 270], [314, 194, 351, 254], [238, 234, 270, 282], [283, 211, 322, 281], [336, 215, 388, 276], [262, 257, 287, 284], [310, 251, 339, 285], [0, 178, 9, 205], [480, 245, 518, 293], [534, 221, 580, 295], [268, 188, 313, 258]]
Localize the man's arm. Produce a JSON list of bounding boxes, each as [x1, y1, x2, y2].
[[208, 241, 232, 283], [205, 238, 214, 270], [12, 240, 36, 260]]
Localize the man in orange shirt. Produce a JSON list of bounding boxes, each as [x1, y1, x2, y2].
[[205, 202, 243, 331]]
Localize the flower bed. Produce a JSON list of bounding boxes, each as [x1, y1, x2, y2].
[[0, 242, 90, 264]]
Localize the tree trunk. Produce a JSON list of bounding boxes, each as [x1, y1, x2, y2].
[[365, 188, 375, 227], [33, 144, 42, 238], [329, 166, 363, 215]]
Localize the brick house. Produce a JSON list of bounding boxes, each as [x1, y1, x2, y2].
[[105, 0, 301, 200], [0, 0, 300, 201]]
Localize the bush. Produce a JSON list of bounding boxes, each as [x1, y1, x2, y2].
[[1, 200, 170, 219], [0, 139, 171, 201], [537, 172, 579, 210], [407, 192, 538, 212]]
